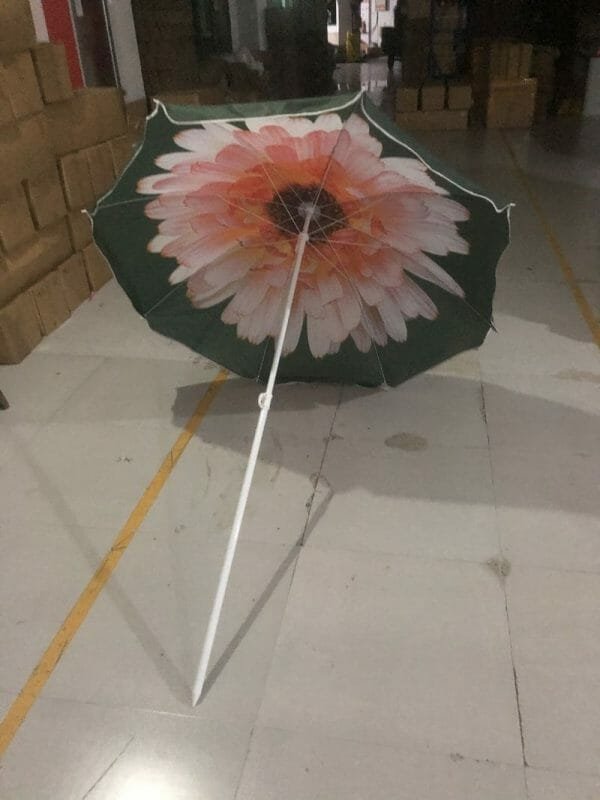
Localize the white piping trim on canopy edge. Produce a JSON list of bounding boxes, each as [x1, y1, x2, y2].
[[360, 94, 514, 216]]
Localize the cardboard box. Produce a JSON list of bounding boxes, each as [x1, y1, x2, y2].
[[0, 292, 42, 363], [197, 86, 228, 105], [0, 114, 54, 191], [0, 184, 36, 252], [490, 42, 509, 79], [24, 165, 68, 229], [109, 134, 140, 176], [0, 51, 44, 119], [432, 44, 456, 76], [396, 87, 419, 112], [0, 218, 72, 306], [420, 83, 446, 111], [85, 142, 116, 198], [532, 46, 559, 80], [405, 0, 430, 19], [0, 75, 14, 126], [447, 82, 473, 110], [486, 78, 537, 128], [59, 152, 96, 211], [31, 42, 73, 103], [30, 270, 70, 335], [518, 44, 533, 78], [66, 210, 93, 251], [45, 87, 127, 157], [395, 109, 469, 131], [507, 44, 521, 80], [82, 243, 112, 291], [0, 0, 37, 55], [402, 24, 431, 86], [155, 90, 201, 105], [59, 252, 90, 312]]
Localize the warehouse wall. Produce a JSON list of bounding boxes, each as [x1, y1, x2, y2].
[[104, 0, 145, 102], [28, 0, 49, 41]]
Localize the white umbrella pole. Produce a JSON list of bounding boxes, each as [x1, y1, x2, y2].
[[192, 208, 314, 706]]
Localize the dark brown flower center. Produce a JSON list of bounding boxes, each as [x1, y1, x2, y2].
[[266, 183, 346, 240]]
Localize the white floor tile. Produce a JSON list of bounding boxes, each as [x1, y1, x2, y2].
[[259, 547, 522, 765], [581, 280, 600, 316], [0, 420, 179, 530], [0, 522, 116, 692], [526, 767, 600, 799], [41, 534, 296, 726], [499, 208, 564, 285], [236, 726, 527, 800], [426, 348, 481, 380], [305, 437, 498, 562], [0, 690, 14, 716], [507, 568, 600, 773], [480, 283, 599, 377], [492, 448, 600, 573], [49, 355, 220, 426], [483, 373, 600, 455], [0, 353, 105, 425], [142, 379, 338, 545], [335, 374, 488, 449], [0, 697, 249, 800]]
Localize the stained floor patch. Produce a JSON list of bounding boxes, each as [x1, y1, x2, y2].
[[554, 369, 600, 384], [384, 432, 428, 451], [486, 556, 512, 580]]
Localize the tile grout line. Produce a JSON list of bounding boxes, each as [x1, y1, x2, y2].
[[300, 385, 344, 548], [231, 387, 344, 797], [480, 380, 530, 797], [501, 130, 600, 350], [0, 369, 229, 758], [80, 735, 136, 799]]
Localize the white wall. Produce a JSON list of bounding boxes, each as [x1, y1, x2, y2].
[[229, 0, 266, 52], [105, 0, 146, 102], [361, 3, 393, 47], [28, 0, 49, 41]]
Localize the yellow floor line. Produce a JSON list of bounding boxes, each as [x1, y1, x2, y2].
[[0, 368, 228, 757], [502, 131, 600, 349]]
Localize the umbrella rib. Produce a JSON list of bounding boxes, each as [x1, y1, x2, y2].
[[307, 238, 388, 385], [257, 93, 363, 238], [207, 191, 309, 246], [341, 220, 495, 330], [143, 281, 186, 318], [311, 186, 458, 235], [233, 94, 365, 380], [217, 128, 312, 234], [94, 195, 159, 212], [304, 203, 496, 331]]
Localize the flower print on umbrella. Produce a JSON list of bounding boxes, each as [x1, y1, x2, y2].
[[138, 112, 470, 358]]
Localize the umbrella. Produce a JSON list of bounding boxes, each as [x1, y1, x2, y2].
[[92, 89, 511, 705]]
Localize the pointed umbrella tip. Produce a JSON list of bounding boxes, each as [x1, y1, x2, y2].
[[192, 689, 203, 707]]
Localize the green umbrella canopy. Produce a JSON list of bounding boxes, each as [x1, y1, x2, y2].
[[92, 90, 511, 387]]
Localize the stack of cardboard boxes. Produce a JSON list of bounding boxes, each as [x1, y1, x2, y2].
[[0, 0, 139, 363], [396, 80, 472, 130], [401, 0, 431, 86], [132, 0, 200, 98], [531, 46, 560, 122], [431, 0, 462, 77], [471, 40, 537, 128]]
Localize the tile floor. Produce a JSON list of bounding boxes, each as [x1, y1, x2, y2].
[[0, 100, 599, 797]]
